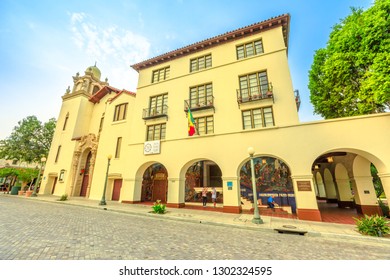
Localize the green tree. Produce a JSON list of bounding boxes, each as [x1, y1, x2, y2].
[[309, 0, 390, 119], [17, 168, 39, 188], [0, 116, 56, 163], [0, 167, 19, 190]]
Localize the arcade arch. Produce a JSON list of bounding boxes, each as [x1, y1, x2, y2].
[[183, 160, 223, 205], [238, 155, 296, 214], [140, 163, 168, 203], [312, 150, 387, 219]]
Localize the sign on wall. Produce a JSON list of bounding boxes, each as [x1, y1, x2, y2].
[[143, 140, 161, 155], [297, 181, 312, 191]]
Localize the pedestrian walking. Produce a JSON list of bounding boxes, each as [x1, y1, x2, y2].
[[202, 186, 208, 207], [211, 187, 217, 208]]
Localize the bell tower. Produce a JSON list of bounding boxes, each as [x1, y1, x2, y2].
[[69, 63, 109, 97], [60, 64, 109, 137]]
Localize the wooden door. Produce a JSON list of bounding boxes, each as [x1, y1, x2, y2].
[[80, 175, 89, 197], [51, 177, 57, 194], [112, 179, 122, 201], [152, 177, 167, 203], [80, 152, 92, 197]]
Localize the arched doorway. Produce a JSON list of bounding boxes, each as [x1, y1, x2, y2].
[[312, 151, 388, 223], [184, 160, 223, 205], [141, 163, 168, 203], [239, 156, 296, 213], [80, 151, 92, 197]]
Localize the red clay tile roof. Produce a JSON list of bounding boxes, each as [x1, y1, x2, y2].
[[89, 85, 136, 104], [131, 14, 290, 72]]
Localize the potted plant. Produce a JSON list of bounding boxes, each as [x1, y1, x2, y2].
[[151, 200, 166, 214], [16, 168, 39, 197], [25, 189, 33, 197]]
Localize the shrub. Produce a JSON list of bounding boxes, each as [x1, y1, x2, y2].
[[151, 200, 166, 214], [58, 194, 68, 201], [354, 214, 390, 237]]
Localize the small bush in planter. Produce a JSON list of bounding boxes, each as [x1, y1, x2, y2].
[[354, 214, 390, 237], [151, 200, 166, 214]]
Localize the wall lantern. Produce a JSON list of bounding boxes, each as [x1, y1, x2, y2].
[[59, 169, 65, 182]]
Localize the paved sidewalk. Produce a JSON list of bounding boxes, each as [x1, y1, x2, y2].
[[5, 193, 390, 243]]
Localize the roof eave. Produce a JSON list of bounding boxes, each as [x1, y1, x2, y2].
[[131, 14, 290, 72]]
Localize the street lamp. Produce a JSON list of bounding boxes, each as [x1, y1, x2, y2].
[[248, 147, 263, 224], [99, 154, 112, 206], [31, 156, 47, 197]]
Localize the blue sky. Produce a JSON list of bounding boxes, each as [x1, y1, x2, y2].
[[0, 0, 373, 140]]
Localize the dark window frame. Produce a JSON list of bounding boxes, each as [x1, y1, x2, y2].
[[194, 115, 214, 135], [152, 66, 170, 83], [242, 107, 274, 129], [113, 103, 128, 121], [146, 123, 166, 141], [55, 145, 62, 163], [189, 83, 213, 108], [115, 137, 122, 158], [236, 39, 264, 59], [190, 54, 212, 72], [62, 113, 69, 130]]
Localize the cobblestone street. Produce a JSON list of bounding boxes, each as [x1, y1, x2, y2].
[[0, 196, 389, 260]]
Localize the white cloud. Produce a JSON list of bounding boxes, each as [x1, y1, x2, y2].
[[68, 12, 150, 91]]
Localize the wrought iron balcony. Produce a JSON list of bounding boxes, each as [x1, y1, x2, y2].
[[184, 96, 215, 112], [142, 105, 168, 120], [236, 83, 273, 105]]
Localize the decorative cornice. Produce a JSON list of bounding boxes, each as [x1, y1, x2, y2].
[[131, 14, 290, 72]]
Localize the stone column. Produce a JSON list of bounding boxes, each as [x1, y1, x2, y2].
[[292, 175, 321, 222], [166, 177, 185, 208], [68, 151, 81, 196], [352, 176, 382, 216], [121, 177, 142, 203], [323, 169, 337, 202], [222, 176, 241, 214], [335, 178, 354, 208], [314, 172, 326, 198]]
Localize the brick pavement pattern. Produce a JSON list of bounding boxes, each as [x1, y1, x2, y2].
[[0, 196, 389, 260]]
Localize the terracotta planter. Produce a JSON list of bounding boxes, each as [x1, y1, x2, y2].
[[18, 191, 24, 196], [25, 191, 33, 197]]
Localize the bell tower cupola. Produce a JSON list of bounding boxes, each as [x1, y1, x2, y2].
[[63, 63, 109, 99]]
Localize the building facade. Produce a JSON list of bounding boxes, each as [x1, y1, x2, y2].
[[40, 14, 390, 221]]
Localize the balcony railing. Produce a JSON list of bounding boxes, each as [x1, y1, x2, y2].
[[236, 83, 273, 105], [184, 96, 215, 112], [142, 105, 168, 120]]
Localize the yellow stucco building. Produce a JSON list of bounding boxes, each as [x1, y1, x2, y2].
[[40, 14, 390, 222]]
